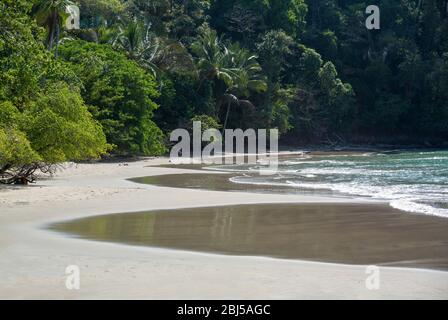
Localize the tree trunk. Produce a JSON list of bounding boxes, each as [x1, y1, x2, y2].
[[55, 16, 60, 59], [222, 101, 232, 133], [48, 16, 56, 50]]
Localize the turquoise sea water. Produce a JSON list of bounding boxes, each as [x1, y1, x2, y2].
[[216, 150, 448, 218]]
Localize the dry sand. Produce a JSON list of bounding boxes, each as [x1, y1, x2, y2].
[[0, 158, 447, 299]]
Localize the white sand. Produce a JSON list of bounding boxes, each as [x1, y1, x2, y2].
[[0, 158, 447, 300]]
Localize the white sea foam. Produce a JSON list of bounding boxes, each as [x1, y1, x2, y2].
[[390, 199, 448, 218], [229, 176, 288, 188], [217, 151, 448, 217]]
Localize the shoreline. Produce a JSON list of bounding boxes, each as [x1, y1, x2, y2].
[[1, 158, 448, 299]]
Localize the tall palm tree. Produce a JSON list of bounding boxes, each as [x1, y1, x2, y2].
[[221, 44, 267, 131], [33, 0, 73, 58], [112, 21, 194, 79], [191, 29, 235, 91], [191, 30, 267, 131], [191, 29, 267, 131]]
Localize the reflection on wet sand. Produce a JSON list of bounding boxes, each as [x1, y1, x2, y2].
[[50, 203, 448, 270]]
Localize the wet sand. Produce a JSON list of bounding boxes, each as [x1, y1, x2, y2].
[[131, 173, 345, 197], [1, 158, 448, 299], [50, 203, 448, 271]]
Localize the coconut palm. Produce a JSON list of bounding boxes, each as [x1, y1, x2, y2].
[[112, 21, 159, 74], [191, 29, 267, 130], [221, 44, 267, 131], [33, 0, 74, 57], [112, 21, 194, 79], [190, 29, 236, 91]]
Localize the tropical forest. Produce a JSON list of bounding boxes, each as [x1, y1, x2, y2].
[[1, 0, 448, 182]]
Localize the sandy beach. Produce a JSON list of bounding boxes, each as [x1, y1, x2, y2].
[[1, 158, 448, 300]]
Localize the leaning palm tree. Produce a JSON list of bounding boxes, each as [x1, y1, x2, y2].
[[191, 30, 266, 130], [221, 44, 267, 131], [33, 0, 73, 57]]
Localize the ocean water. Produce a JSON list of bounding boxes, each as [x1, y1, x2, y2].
[[213, 150, 448, 218]]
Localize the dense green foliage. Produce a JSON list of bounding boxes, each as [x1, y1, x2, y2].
[[299, 0, 448, 142], [1, 0, 447, 183], [0, 0, 109, 183], [85, 0, 445, 144], [59, 40, 166, 155]]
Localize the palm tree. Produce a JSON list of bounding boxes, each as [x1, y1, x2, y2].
[[33, 0, 73, 58], [190, 29, 235, 91], [112, 21, 194, 79], [112, 21, 160, 76], [221, 44, 267, 131], [191, 30, 267, 130]]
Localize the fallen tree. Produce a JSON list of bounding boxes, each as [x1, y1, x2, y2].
[[0, 163, 59, 185]]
